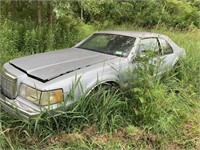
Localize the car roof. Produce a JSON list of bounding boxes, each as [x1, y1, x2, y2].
[[95, 30, 167, 38]]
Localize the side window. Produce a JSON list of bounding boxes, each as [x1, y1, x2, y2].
[[139, 38, 160, 54], [159, 38, 173, 55]]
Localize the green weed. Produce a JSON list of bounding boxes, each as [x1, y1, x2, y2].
[[0, 27, 199, 149]]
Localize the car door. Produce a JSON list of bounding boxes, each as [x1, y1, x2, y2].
[[137, 37, 177, 75], [158, 38, 177, 72], [137, 37, 162, 75]]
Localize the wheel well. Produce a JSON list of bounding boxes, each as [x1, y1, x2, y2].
[[101, 81, 119, 87], [86, 81, 119, 97]]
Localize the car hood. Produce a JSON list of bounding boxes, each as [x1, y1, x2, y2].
[[9, 48, 116, 82]]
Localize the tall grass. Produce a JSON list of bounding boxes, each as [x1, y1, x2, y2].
[[0, 25, 199, 149]]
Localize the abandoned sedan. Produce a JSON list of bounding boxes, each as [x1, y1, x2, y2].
[[0, 31, 185, 120]]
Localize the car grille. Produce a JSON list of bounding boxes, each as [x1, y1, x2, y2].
[[1, 69, 17, 99]]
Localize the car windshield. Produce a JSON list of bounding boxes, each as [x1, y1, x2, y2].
[[77, 34, 136, 57]]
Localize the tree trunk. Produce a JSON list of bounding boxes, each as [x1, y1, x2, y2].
[[78, 0, 84, 21], [37, 0, 41, 27], [47, 2, 53, 29], [81, 7, 84, 21]]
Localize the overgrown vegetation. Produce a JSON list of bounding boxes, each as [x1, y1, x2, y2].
[[0, 0, 200, 149], [1, 0, 200, 65]]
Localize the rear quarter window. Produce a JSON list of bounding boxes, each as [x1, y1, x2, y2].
[[159, 38, 173, 55]]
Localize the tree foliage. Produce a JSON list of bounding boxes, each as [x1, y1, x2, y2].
[[1, 0, 199, 28], [0, 0, 199, 59]]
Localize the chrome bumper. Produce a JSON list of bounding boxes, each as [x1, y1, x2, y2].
[[0, 91, 41, 120]]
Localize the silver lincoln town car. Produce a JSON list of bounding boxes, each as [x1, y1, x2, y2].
[[0, 31, 186, 120]]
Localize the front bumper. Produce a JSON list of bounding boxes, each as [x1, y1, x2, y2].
[[0, 92, 41, 120]]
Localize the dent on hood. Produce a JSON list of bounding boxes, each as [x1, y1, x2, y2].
[[9, 48, 117, 82]]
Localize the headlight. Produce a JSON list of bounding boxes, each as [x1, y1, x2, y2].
[[19, 84, 63, 106], [40, 89, 63, 105]]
